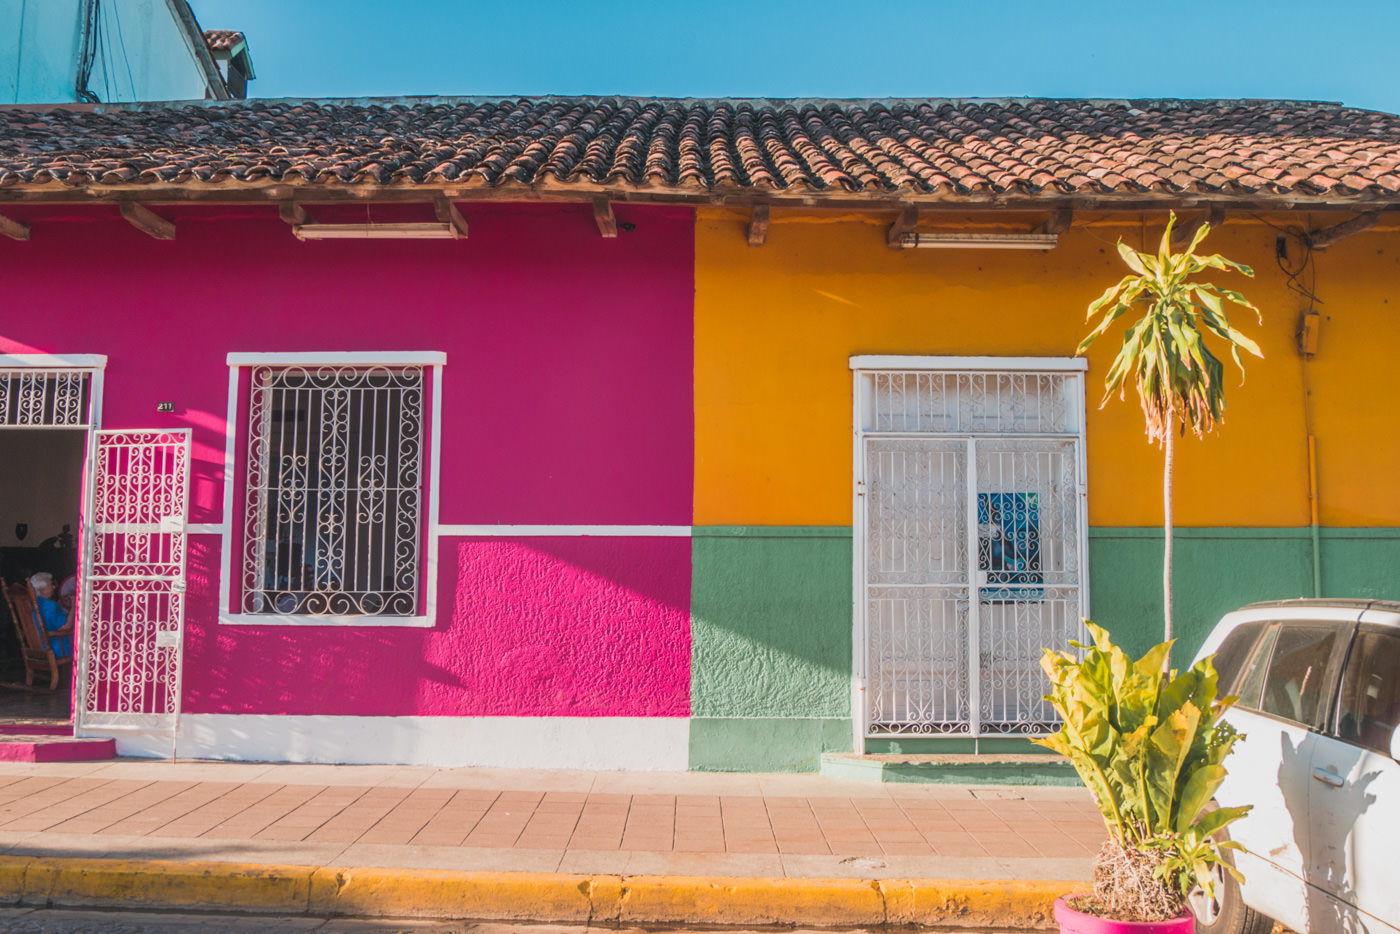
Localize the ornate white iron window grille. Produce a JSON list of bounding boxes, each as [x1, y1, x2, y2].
[[0, 370, 91, 427], [242, 365, 424, 617]]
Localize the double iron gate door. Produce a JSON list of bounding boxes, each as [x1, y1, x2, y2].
[[0, 368, 190, 754], [857, 366, 1089, 737]]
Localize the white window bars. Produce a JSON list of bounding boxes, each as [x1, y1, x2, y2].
[[241, 364, 425, 617], [0, 371, 91, 427], [856, 363, 1088, 738]]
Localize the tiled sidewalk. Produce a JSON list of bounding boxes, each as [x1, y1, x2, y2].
[[0, 760, 1102, 882]]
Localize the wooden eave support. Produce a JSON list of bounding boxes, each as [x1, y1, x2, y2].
[[278, 201, 308, 225], [1307, 212, 1379, 250], [747, 204, 770, 246], [119, 201, 175, 240], [887, 206, 918, 249], [592, 197, 617, 238], [1035, 208, 1073, 235], [434, 196, 468, 238], [0, 213, 29, 241], [1170, 205, 1226, 249]]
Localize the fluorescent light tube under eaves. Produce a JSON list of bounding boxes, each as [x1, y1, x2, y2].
[[293, 222, 459, 241], [901, 232, 1060, 251]]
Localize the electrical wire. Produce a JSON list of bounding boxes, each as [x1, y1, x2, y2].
[[1249, 213, 1324, 307], [109, 0, 137, 101], [74, 0, 100, 103]]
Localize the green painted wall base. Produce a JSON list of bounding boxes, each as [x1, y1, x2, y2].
[[688, 718, 852, 772], [1089, 527, 1400, 656], [820, 753, 1082, 786], [862, 736, 1058, 755]]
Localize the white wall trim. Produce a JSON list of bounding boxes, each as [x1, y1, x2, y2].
[[227, 351, 447, 366], [219, 612, 434, 628], [186, 523, 224, 536], [100, 715, 691, 770], [849, 355, 1088, 372], [438, 524, 692, 538], [219, 357, 445, 626], [0, 353, 108, 369]]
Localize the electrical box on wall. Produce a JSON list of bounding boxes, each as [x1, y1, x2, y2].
[[1298, 310, 1321, 357]]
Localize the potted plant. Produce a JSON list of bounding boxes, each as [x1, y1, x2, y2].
[[1036, 623, 1250, 933]]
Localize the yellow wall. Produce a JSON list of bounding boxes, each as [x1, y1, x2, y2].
[[693, 209, 1400, 528]]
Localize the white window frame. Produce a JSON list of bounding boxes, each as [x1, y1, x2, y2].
[[218, 352, 445, 627], [848, 354, 1090, 752]]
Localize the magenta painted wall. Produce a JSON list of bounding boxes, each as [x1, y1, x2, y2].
[[184, 536, 691, 716], [0, 202, 695, 718]]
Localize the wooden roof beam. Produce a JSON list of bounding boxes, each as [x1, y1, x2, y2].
[[747, 204, 770, 246], [592, 197, 617, 238], [1035, 208, 1073, 235], [278, 201, 308, 225], [1307, 212, 1379, 250], [0, 212, 30, 241], [119, 201, 175, 239], [1171, 205, 1226, 249], [434, 196, 468, 238], [887, 206, 918, 249]]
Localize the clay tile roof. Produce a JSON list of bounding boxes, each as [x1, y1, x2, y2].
[[202, 30, 245, 53], [2, 96, 1399, 203]]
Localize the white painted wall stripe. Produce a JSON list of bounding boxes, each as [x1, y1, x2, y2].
[[101, 715, 691, 771], [438, 525, 692, 537]]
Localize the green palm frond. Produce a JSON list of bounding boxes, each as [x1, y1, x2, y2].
[[1080, 212, 1262, 443]]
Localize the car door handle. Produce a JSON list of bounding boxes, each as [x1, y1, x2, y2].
[[1312, 766, 1344, 787]]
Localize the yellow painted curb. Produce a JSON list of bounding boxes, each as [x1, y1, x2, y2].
[[0, 856, 1081, 929], [308, 868, 596, 921], [19, 858, 312, 912], [618, 875, 885, 926]]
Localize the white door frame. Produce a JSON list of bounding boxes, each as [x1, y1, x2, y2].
[[0, 354, 106, 726], [849, 355, 1089, 754]]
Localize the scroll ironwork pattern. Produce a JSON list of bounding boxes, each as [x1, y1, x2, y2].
[[0, 371, 91, 427], [83, 431, 187, 719], [242, 365, 424, 617]]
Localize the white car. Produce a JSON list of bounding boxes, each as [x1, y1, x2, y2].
[[1189, 599, 1400, 934]]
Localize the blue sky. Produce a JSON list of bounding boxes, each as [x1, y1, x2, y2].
[[188, 1, 1400, 114]]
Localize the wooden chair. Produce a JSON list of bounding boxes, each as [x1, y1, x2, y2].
[[1, 578, 70, 691]]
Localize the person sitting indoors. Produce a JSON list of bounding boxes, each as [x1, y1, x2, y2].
[[29, 572, 72, 660]]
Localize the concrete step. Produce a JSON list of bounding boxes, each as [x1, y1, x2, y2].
[[0, 723, 115, 762], [0, 723, 72, 736], [820, 752, 1081, 786]]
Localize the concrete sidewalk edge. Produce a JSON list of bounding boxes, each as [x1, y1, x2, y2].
[[0, 856, 1080, 929]]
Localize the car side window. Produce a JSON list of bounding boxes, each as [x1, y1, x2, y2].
[[1210, 621, 1266, 697], [1234, 624, 1280, 711], [1258, 625, 1339, 729], [1336, 629, 1400, 756]]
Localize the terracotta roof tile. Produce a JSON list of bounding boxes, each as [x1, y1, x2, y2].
[[202, 30, 244, 53], [2, 96, 1399, 203]]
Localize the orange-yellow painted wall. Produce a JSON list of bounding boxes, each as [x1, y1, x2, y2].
[[693, 209, 1400, 528]]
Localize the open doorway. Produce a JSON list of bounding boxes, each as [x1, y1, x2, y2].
[[0, 429, 87, 723]]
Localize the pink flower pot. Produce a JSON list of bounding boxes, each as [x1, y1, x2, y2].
[[1054, 896, 1195, 934]]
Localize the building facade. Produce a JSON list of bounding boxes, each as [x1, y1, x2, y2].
[[1, 97, 1398, 771]]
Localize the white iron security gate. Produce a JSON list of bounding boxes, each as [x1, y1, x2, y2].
[[855, 362, 1088, 737], [78, 430, 190, 754]]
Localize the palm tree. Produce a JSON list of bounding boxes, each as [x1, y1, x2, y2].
[[1078, 212, 1262, 662]]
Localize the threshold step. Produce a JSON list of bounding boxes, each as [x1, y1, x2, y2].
[[0, 735, 116, 763], [0, 722, 73, 736], [820, 752, 1080, 786]]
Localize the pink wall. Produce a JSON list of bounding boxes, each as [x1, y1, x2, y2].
[[0, 202, 695, 718], [183, 536, 691, 716]]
